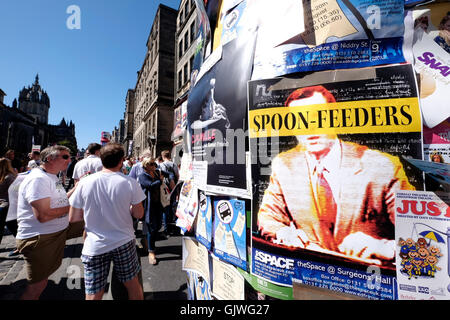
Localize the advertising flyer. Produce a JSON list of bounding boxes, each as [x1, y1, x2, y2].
[[238, 259, 294, 300], [195, 190, 213, 250], [187, 28, 256, 198], [249, 64, 423, 299], [423, 118, 450, 164], [182, 237, 210, 283], [175, 179, 199, 233], [213, 198, 247, 270], [211, 254, 245, 300], [252, 0, 406, 79], [411, 2, 450, 128], [395, 190, 450, 300]]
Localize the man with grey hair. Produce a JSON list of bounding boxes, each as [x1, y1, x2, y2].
[[16, 145, 84, 299]]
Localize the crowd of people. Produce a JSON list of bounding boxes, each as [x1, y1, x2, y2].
[[0, 143, 181, 300]]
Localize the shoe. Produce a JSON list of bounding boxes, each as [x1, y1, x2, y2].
[[148, 253, 157, 265], [8, 250, 20, 257]]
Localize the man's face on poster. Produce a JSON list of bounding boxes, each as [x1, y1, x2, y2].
[[296, 134, 337, 155], [286, 90, 337, 157]]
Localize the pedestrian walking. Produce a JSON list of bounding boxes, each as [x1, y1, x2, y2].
[[0, 158, 17, 245], [69, 143, 146, 300], [72, 143, 103, 184], [4, 169, 32, 256], [15, 145, 84, 300], [138, 158, 164, 265], [159, 150, 179, 236]]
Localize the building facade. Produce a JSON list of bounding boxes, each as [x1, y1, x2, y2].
[[132, 4, 178, 158], [123, 89, 135, 155], [172, 0, 197, 164]]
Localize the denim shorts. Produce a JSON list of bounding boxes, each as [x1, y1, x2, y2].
[[81, 240, 141, 295]]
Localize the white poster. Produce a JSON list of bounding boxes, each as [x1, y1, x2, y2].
[[395, 190, 450, 300]]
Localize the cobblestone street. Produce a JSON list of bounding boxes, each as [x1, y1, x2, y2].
[[0, 225, 187, 300]]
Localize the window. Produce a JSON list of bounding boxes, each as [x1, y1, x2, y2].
[[184, 32, 189, 51], [184, 1, 189, 20], [180, 10, 184, 25], [178, 70, 183, 90], [189, 55, 194, 76], [183, 63, 188, 84], [178, 40, 183, 59], [190, 22, 196, 43]]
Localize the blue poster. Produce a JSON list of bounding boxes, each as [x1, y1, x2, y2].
[[213, 198, 247, 270], [195, 190, 213, 250], [252, 0, 406, 79], [252, 247, 397, 300]]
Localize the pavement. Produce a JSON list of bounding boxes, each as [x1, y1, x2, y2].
[[0, 223, 188, 300]]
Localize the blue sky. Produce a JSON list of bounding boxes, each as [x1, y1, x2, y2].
[[0, 0, 180, 150]]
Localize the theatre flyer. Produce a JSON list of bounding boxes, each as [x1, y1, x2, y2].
[[248, 64, 423, 299], [182, 237, 210, 283], [175, 179, 199, 233], [195, 190, 213, 250], [423, 118, 450, 164], [395, 190, 450, 300], [211, 255, 245, 300], [187, 28, 256, 198], [252, 0, 406, 79], [410, 2, 450, 128], [213, 198, 247, 270]]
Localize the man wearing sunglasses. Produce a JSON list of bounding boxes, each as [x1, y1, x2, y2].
[[15, 145, 84, 299]]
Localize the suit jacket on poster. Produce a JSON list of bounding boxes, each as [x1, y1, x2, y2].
[[257, 140, 415, 251]]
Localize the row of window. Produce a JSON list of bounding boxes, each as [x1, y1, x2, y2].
[[178, 55, 194, 91], [178, 21, 196, 59], [178, 0, 195, 28]]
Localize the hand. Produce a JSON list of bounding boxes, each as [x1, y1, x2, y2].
[[273, 222, 312, 248], [338, 232, 395, 261]]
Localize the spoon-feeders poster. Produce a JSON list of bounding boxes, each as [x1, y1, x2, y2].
[[248, 64, 423, 299], [395, 190, 449, 300], [213, 198, 247, 270], [186, 30, 256, 198]]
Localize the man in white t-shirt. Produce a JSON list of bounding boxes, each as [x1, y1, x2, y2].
[[72, 143, 103, 184], [16, 145, 84, 300], [69, 143, 146, 300]]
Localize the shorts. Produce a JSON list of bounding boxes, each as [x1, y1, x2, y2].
[[81, 240, 141, 295], [16, 221, 85, 284]]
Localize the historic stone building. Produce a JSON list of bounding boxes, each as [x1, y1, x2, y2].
[[122, 89, 135, 155], [0, 75, 77, 158], [172, 0, 197, 164], [132, 4, 178, 158]]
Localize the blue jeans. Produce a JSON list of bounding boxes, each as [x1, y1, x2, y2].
[[162, 206, 172, 233], [146, 225, 156, 253]]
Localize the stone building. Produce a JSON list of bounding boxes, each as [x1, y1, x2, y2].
[[123, 89, 135, 155], [172, 0, 197, 164], [0, 75, 77, 159], [132, 4, 178, 158]]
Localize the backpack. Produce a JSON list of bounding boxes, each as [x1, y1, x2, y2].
[[160, 161, 178, 191], [160, 181, 171, 208]]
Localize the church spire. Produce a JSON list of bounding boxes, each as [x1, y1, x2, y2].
[[35, 73, 39, 85]]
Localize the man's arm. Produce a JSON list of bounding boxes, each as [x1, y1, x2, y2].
[[69, 206, 84, 223], [130, 202, 144, 219], [30, 198, 69, 223], [258, 171, 294, 240]]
